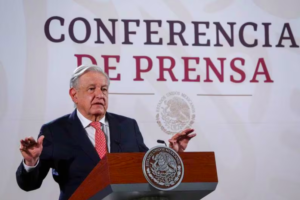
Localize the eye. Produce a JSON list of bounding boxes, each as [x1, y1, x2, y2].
[[88, 87, 95, 91], [102, 88, 108, 92]]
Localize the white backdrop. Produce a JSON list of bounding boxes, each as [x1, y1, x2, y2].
[[1, 0, 300, 200]]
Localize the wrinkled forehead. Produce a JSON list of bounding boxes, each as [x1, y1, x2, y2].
[[78, 71, 109, 87]]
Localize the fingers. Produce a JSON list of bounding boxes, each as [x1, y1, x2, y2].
[[171, 129, 196, 141], [20, 137, 38, 149], [20, 139, 28, 148], [171, 131, 187, 140], [25, 137, 37, 144], [19, 135, 45, 152], [168, 139, 176, 144], [183, 128, 194, 135], [170, 133, 180, 140], [19, 142, 26, 151], [168, 139, 178, 147], [37, 135, 45, 146], [168, 139, 173, 147], [187, 133, 197, 138], [168, 139, 179, 152], [19, 142, 32, 155], [168, 130, 197, 152]]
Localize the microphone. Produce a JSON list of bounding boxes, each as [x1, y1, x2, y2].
[[157, 139, 167, 147]]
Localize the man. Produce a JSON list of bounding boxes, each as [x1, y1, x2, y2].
[[16, 65, 196, 200]]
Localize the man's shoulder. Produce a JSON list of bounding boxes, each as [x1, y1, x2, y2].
[[42, 113, 71, 128], [106, 112, 136, 123], [41, 111, 138, 127]]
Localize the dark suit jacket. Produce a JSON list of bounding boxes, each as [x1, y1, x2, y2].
[[16, 110, 149, 200]]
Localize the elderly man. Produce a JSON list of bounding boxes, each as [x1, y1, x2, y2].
[[16, 65, 196, 200]]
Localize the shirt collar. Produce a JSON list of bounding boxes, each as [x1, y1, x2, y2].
[[76, 109, 106, 128]]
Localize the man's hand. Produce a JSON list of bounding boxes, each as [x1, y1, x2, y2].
[[19, 136, 44, 166], [168, 128, 196, 152]]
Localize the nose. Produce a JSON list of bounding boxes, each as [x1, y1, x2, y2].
[[95, 88, 104, 98]]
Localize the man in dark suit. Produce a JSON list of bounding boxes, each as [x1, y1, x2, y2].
[[16, 65, 196, 200]]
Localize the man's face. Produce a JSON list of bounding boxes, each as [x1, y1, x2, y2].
[[70, 71, 109, 120]]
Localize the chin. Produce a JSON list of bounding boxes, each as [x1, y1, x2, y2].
[[91, 109, 105, 116]]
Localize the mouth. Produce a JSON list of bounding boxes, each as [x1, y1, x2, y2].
[[92, 102, 105, 107]]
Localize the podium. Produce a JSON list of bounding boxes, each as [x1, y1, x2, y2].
[[70, 152, 218, 200]]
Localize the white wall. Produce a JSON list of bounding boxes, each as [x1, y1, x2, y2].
[[0, 0, 300, 199]]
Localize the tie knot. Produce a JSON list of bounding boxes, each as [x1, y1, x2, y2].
[[90, 121, 101, 130]]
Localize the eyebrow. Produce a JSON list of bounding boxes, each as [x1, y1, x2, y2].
[[86, 84, 108, 87]]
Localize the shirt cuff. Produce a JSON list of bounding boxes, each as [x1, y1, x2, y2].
[[23, 159, 39, 172]]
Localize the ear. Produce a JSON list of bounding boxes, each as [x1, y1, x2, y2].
[[69, 88, 78, 104]]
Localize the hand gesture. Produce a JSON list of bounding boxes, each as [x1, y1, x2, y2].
[[19, 136, 44, 166], [168, 128, 196, 152]]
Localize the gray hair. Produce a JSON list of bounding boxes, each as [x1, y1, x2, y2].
[[70, 64, 110, 89]]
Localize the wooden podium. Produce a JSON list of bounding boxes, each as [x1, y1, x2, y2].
[[70, 152, 218, 200]]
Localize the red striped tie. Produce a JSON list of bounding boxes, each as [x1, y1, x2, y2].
[[90, 122, 107, 159]]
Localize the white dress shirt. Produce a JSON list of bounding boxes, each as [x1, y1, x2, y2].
[[23, 109, 110, 172], [76, 109, 111, 152]]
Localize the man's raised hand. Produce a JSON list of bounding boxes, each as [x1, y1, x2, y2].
[[168, 128, 196, 152], [19, 136, 44, 166]]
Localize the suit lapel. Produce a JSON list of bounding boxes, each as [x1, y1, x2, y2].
[[68, 110, 100, 164], [106, 112, 122, 153]]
